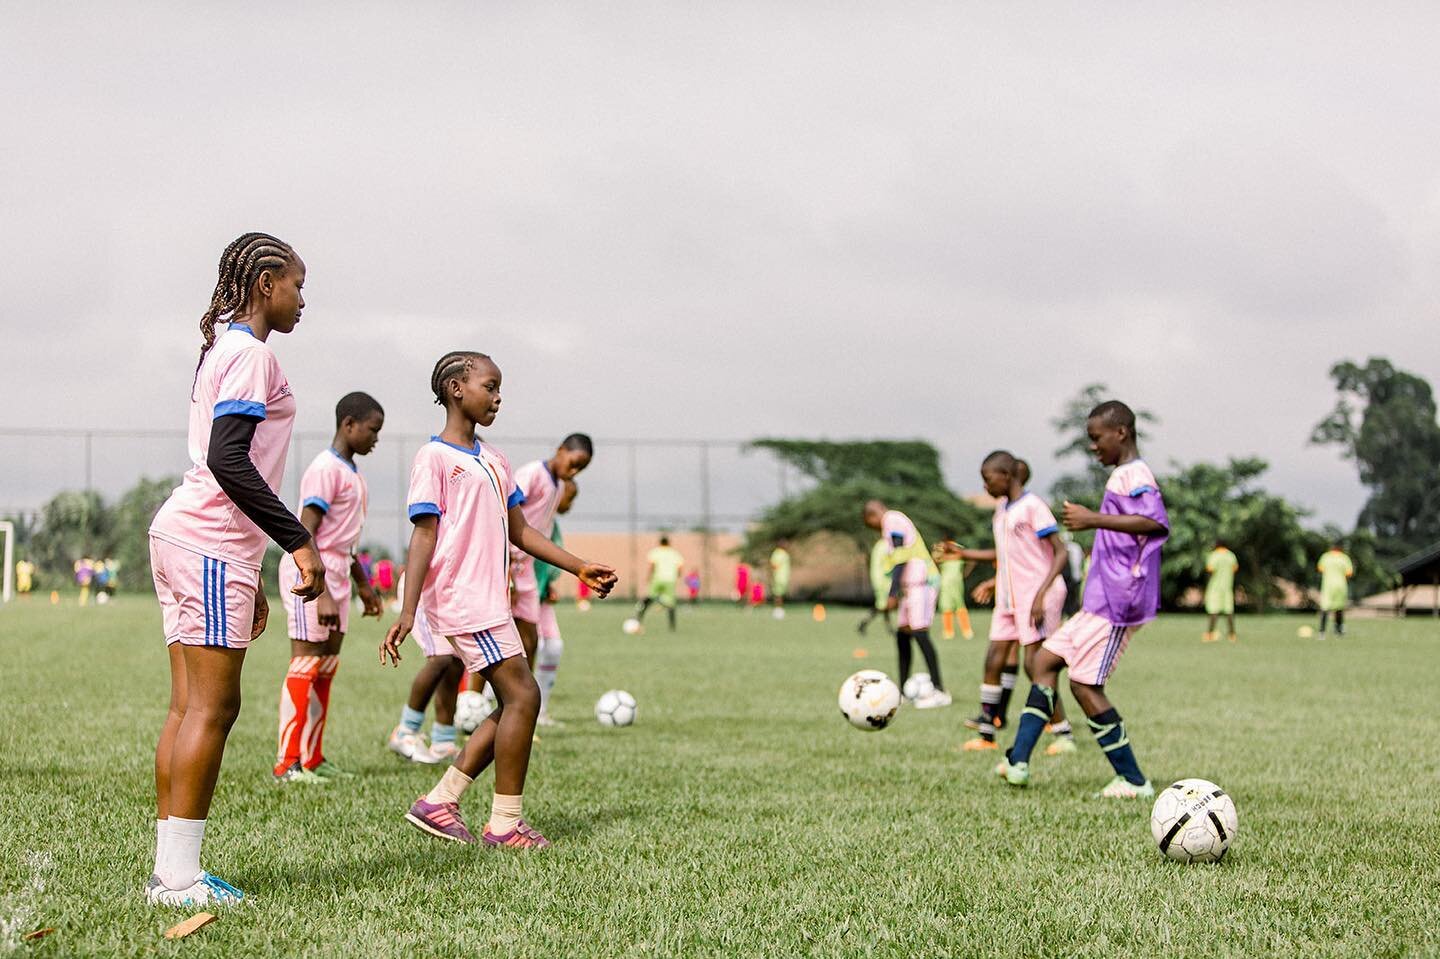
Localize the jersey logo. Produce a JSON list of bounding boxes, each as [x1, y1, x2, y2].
[[449, 465, 468, 483]]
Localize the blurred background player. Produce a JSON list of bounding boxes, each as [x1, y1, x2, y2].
[[856, 535, 894, 636], [995, 401, 1168, 799], [383, 351, 615, 848], [15, 557, 34, 599], [734, 561, 750, 607], [1202, 540, 1239, 643], [1317, 542, 1354, 637], [863, 499, 950, 708], [75, 556, 95, 606], [386, 583, 455, 764], [633, 534, 684, 632], [146, 232, 324, 906], [683, 568, 701, 604], [934, 531, 974, 640], [534, 478, 578, 725], [942, 452, 1072, 753], [770, 538, 792, 616], [274, 392, 386, 784], [510, 434, 594, 666]]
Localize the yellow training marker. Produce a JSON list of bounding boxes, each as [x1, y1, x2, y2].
[[164, 913, 217, 940]]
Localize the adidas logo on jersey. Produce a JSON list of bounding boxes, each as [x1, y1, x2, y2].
[[449, 465, 468, 483]]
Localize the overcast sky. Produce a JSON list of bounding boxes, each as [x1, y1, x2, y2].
[[4, 2, 1439, 535]]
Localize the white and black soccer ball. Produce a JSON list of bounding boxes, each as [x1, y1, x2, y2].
[[771, 606, 786, 621], [901, 672, 935, 702], [454, 689, 495, 734], [595, 689, 637, 727], [621, 617, 643, 635], [1151, 778, 1238, 863], [838, 670, 901, 731]]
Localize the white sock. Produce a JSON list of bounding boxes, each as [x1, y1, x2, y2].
[[160, 816, 206, 889], [536, 636, 563, 713], [426, 765, 474, 805], [487, 793, 523, 835], [152, 818, 168, 877]]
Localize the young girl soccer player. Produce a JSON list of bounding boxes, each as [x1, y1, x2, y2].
[[381, 351, 616, 848], [995, 401, 1168, 798], [274, 392, 386, 783], [146, 233, 325, 905], [509, 434, 594, 664]]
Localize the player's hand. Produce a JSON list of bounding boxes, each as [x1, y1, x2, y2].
[[885, 595, 899, 612], [291, 542, 326, 601], [251, 587, 269, 641], [1062, 501, 1099, 532], [971, 578, 996, 604], [380, 614, 413, 667], [933, 541, 963, 562], [1030, 595, 1047, 630], [317, 591, 340, 628], [358, 584, 384, 618], [578, 563, 618, 598]]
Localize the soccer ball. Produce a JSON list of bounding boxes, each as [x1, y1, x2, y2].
[[1151, 778, 1238, 863], [595, 689, 637, 727], [621, 618, 643, 635], [771, 607, 786, 620], [454, 689, 495, 734], [838, 670, 901, 731], [902, 672, 935, 702]]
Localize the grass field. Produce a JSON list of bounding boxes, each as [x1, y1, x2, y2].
[[1, 598, 1438, 958]]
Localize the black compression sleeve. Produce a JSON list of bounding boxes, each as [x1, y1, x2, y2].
[[208, 415, 312, 553], [889, 563, 904, 598]]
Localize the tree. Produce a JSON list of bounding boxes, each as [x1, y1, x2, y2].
[[1311, 358, 1440, 566], [107, 476, 178, 591], [1158, 458, 1314, 609], [26, 490, 111, 579], [744, 440, 990, 561]]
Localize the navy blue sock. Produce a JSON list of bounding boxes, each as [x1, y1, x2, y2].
[[1088, 707, 1145, 785], [1005, 684, 1054, 765]]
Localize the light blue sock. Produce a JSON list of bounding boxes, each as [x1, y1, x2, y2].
[[400, 705, 425, 733], [431, 723, 457, 745]]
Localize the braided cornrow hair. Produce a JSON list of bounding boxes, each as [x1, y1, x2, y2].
[[430, 350, 491, 407], [195, 232, 295, 377]]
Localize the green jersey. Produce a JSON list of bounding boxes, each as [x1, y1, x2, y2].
[[869, 539, 890, 611], [535, 523, 565, 599], [648, 545, 685, 586], [1317, 550, 1353, 611], [938, 557, 966, 612], [770, 547, 791, 593], [1203, 547, 1237, 615]]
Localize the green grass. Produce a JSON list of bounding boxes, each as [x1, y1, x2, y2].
[[1, 599, 1438, 958]]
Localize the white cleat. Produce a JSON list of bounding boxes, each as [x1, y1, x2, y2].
[[387, 725, 440, 764], [146, 872, 245, 907], [427, 740, 461, 761], [535, 712, 564, 728], [914, 689, 953, 710]]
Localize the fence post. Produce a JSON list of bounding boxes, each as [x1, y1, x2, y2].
[[628, 441, 639, 601], [83, 431, 93, 551], [700, 442, 712, 600], [395, 437, 408, 562]]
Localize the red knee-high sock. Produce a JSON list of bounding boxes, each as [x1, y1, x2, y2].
[[302, 655, 339, 770], [276, 655, 321, 776]]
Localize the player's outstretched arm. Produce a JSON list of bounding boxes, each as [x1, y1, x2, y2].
[[508, 506, 617, 597], [1062, 501, 1165, 536]]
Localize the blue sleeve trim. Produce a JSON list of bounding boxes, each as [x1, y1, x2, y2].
[[213, 399, 266, 420], [1035, 524, 1058, 538], [507, 489, 526, 509], [408, 502, 441, 521], [302, 496, 331, 514], [1128, 485, 1156, 497], [889, 532, 905, 546]]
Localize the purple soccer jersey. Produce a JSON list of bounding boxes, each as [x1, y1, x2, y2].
[[1081, 460, 1169, 627]]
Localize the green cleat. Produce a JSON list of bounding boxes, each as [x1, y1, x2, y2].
[[274, 763, 328, 785], [1044, 735, 1078, 756], [310, 760, 355, 780], [1095, 775, 1154, 799], [993, 758, 1030, 787]]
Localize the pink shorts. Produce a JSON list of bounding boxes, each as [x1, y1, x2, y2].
[[444, 619, 527, 673], [989, 583, 1065, 646], [538, 603, 560, 640], [278, 552, 350, 641], [414, 606, 449, 658], [898, 583, 936, 631], [512, 586, 541, 624], [149, 536, 260, 649], [1042, 610, 1137, 686]]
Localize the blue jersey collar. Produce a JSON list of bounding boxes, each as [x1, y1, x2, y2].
[[431, 434, 482, 455]]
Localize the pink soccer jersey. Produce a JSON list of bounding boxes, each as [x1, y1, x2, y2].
[[150, 323, 296, 570], [993, 492, 1062, 610], [881, 509, 928, 586], [406, 436, 525, 637]]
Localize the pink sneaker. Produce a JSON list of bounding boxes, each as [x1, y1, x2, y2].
[[481, 819, 551, 849], [405, 796, 476, 844]]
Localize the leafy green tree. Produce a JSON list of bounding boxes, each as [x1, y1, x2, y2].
[[1159, 458, 1314, 609], [1311, 357, 1440, 566], [744, 440, 990, 561], [26, 490, 111, 580], [107, 476, 178, 591]]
